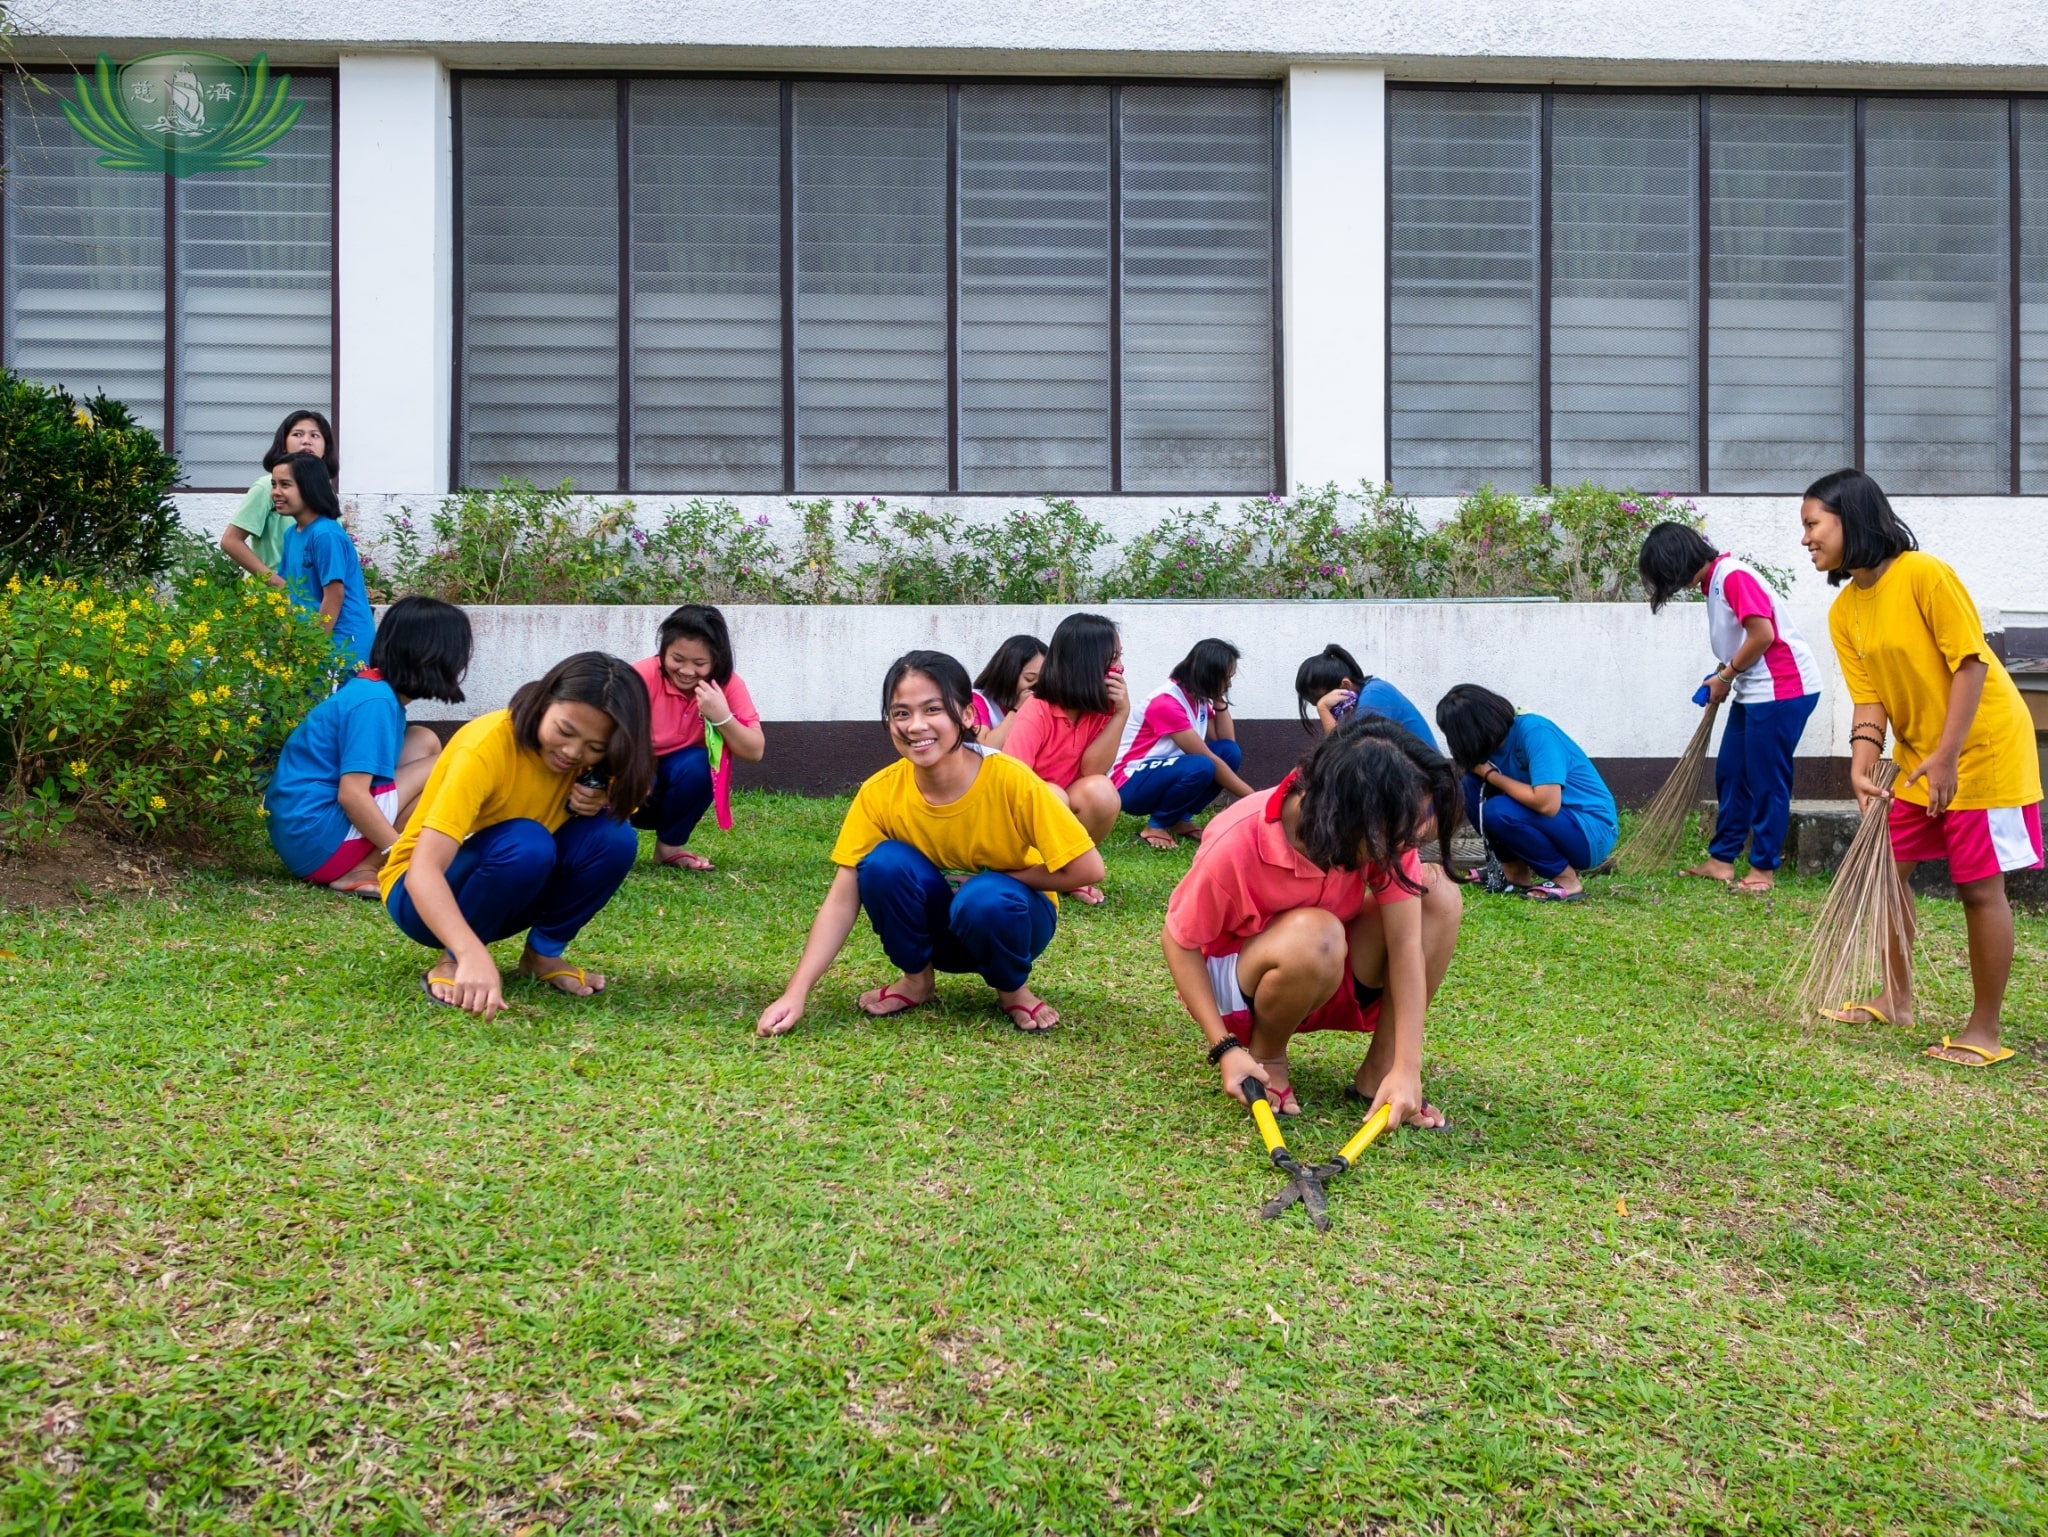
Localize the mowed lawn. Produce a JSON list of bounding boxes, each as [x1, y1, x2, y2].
[[2, 793, 2045, 1534]]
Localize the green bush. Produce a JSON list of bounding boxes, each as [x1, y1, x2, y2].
[[0, 562, 344, 847], [0, 374, 181, 582]]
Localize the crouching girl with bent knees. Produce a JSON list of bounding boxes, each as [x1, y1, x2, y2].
[[382, 652, 653, 1016], [1163, 716, 1464, 1125], [757, 650, 1104, 1038]]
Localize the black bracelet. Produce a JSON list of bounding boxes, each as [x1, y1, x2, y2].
[[1207, 1037, 1249, 1065]]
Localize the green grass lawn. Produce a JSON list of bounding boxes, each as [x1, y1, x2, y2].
[[3, 793, 2046, 1534]]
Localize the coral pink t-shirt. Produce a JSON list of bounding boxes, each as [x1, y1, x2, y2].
[[633, 656, 760, 757], [1000, 696, 1113, 789], [1165, 775, 1422, 960]]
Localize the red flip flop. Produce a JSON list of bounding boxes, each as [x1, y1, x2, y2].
[[859, 984, 929, 1018]]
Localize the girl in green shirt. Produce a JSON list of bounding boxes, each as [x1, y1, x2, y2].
[[218, 409, 338, 584]]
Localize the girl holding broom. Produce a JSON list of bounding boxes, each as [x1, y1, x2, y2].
[[1637, 522, 1823, 893], [1802, 469, 2041, 1068]]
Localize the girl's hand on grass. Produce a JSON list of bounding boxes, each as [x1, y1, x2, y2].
[[757, 993, 804, 1037], [1903, 750, 1959, 817], [566, 781, 610, 817], [1219, 1047, 1268, 1104], [452, 953, 504, 1018]]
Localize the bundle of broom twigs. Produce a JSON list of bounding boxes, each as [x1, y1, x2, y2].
[[1614, 701, 1721, 876], [1782, 760, 1915, 1018]]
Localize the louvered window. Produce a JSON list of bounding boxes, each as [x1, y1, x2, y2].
[[455, 75, 1280, 495], [2, 70, 334, 489], [1392, 85, 2048, 496]]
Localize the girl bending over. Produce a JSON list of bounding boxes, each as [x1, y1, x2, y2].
[[1293, 643, 1438, 749], [971, 634, 1045, 752], [757, 651, 1104, 1037]]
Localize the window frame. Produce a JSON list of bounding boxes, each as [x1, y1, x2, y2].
[[1385, 82, 2044, 496], [0, 64, 340, 493], [449, 69, 1286, 497]]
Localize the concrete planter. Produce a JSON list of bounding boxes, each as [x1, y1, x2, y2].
[[402, 599, 1856, 802]]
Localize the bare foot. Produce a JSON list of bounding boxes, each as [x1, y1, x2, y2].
[[1351, 1060, 1448, 1128], [1683, 858, 1736, 881], [327, 850, 384, 897], [859, 970, 935, 1016], [1731, 870, 1775, 894], [517, 949, 606, 996], [998, 984, 1059, 1032]]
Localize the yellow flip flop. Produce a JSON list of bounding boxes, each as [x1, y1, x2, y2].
[[1922, 1036, 2015, 1067], [531, 964, 605, 997], [1819, 1001, 1891, 1025]]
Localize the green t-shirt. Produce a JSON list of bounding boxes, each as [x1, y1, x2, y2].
[[228, 474, 292, 572]]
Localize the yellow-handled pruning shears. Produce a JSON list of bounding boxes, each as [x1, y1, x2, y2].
[[1244, 1079, 1392, 1231]]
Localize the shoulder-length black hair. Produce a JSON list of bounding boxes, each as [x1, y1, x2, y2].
[[1804, 468, 1918, 585], [1291, 715, 1461, 893], [973, 634, 1046, 715], [881, 649, 976, 753], [262, 409, 339, 481], [1170, 638, 1240, 709], [273, 451, 341, 521], [368, 596, 471, 704], [1294, 643, 1367, 733], [507, 652, 652, 819], [1435, 683, 1518, 773], [1637, 521, 1720, 613], [655, 603, 734, 685], [1035, 612, 1119, 715]]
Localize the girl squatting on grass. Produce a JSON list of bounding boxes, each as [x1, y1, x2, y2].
[[1112, 637, 1254, 851], [631, 604, 765, 872], [970, 633, 1045, 753], [1638, 522, 1824, 895], [1802, 469, 2044, 1068], [998, 612, 1129, 904], [1294, 642, 1439, 750], [1163, 716, 1464, 1125], [272, 451, 375, 667], [757, 651, 1104, 1038], [218, 409, 338, 588], [264, 596, 470, 898], [382, 652, 653, 1016]]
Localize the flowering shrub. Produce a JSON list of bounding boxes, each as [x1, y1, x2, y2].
[[0, 373, 181, 582], [837, 497, 1114, 604], [0, 564, 344, 847]]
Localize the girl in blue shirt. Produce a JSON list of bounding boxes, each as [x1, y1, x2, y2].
[[266, 596, 470, 897], [1437, 684, 1618, 902], [275, 451, 375, 666], [1294, 644, 1439, 751]]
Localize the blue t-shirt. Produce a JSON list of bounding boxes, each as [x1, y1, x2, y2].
[[1490, 713, 1619, 866], [1353, 678, 1440, 753], [265, 675, 405, 877], [281, 515, 375, 666]]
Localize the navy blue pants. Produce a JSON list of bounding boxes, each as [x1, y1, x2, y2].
[[1709, 692, 1819, 871], [1463, 776, 1596, 880], [387, 814, 638, 959], [632, 745, 714, 847], [856, 840, 1056, 993], [1117, 739, 1243, 830]]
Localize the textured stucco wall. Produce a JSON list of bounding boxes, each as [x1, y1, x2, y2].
[[16, 0, 2048, 81]]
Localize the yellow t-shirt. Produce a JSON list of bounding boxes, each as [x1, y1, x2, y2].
[[1828, 551, 2042, 810], [379, 711, 577, 897], [829, 750, 1096, 904]]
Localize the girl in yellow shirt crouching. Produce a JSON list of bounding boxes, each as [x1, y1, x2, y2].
[[382, 652, 654, 1016], [757, 650, 1104, 1037], [1802, 469, 2043, 1068]]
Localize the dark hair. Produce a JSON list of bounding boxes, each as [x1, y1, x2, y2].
[[1294, 643, 1367, 733], [368, 596, 471, 704], [1637, 521, 1720, 613], [1804, 468, 1919, 586], [655, 603, 734, 685], [973, 634, 1046, 715], [1170, 638, 1240, 709], [1290, 715, 1461, 893], [507, 652, 652, 820], [1035, 612, 1119, 715], [880, 649, 977, 753], [262, 410, 339, 481], [272, 452, 341, 521], [1435, 683, 1518, 773]]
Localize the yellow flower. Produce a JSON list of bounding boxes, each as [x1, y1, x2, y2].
[[149, 795, 166, 810], [108, 679, 129, 695], [192, 576, 208, 588], [167, 640, 185, 657], [212, 684, 231, 701], [67, 759, 87, 775], [196, 720, 211, 735], [211, 608, 224, 621], [5, 575, 21, 594], [188, 690, 207, 707], [245, 712, 261, 726], [72, 597, 94, 617]]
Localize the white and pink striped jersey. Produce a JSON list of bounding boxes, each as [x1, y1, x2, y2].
[[1706, 555, 1822, 704], [1111, 681, 1210, 786]]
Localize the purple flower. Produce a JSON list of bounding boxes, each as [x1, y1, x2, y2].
[[853, 500, 869, 513], [1620, 501, 1639, 513], [757, 514, 772, 527], [630, 526, 647, 547]]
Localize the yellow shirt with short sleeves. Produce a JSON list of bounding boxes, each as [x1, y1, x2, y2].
[[1827, 551, 2041, 810], [379, 710, 577, 898], [829, 750, 1096, 905]]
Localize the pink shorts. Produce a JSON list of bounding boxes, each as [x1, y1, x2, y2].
[[1888, 799, 2043, 886], [303, 780, 397, 884], [1207, 951, 1381, 1044]]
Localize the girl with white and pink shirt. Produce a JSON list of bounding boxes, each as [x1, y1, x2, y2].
[[1114, 638, 1257, 850], [1639, 522, 1823, 893]]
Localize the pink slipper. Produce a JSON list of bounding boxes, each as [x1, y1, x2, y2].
[[859, 984, 929, 1018], [1002, 999, 1059, 1033], [657, 848, 715, 872], [1070, 884, 1106, 906]]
